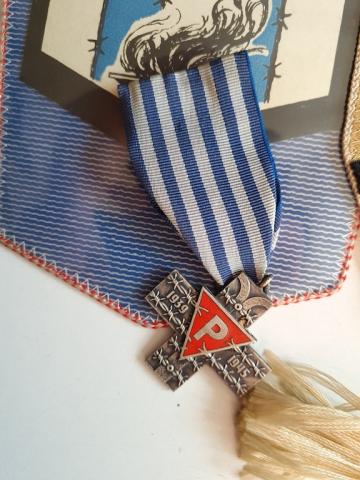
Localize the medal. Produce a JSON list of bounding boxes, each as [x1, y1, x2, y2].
[[146, 270, 271, 395], [119, 50, 281, 396], [117, 18, 360, 476]]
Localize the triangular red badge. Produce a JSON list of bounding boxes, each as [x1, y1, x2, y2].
[[181, 288, 255, 359]]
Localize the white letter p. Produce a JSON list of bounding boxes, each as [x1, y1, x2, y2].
[[194, 316, 228, 341]]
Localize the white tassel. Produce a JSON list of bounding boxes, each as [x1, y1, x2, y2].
[[237, 351, 360, 479]]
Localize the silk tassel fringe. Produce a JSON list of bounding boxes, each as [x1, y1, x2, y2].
[[237, 351, 360, 479]]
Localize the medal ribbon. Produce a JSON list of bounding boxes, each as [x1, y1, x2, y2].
[[119, 52, 281, 285]]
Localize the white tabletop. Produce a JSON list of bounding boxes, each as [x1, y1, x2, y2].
[[1, 238, 360, 480]]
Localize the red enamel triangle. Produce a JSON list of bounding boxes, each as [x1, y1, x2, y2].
[[181, 288, 256, 359]]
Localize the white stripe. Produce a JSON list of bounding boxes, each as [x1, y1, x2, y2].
[[272, 228, 280, 250], [156, 73, 245, 275], [128, 82, 179, 231], [197, 64, 268, 280], [148, 75, 224, 285], [223, 55, 277, 233]]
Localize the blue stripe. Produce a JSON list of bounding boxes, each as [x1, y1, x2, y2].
[[236, 53, 281, 205], [143, 76, 232, 283], [181, 69, 257, 281], [137, 80, 200, 259], [210, 56, 274, 259], [237, 53, 283, 237], [274, 175, 282, 235], [118, 84, 155, 203], [162, 74, 235, 283]]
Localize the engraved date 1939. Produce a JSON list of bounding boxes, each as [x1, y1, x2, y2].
[[166, 290, 189, 314]]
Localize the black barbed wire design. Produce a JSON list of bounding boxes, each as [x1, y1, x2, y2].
[[263, 0, 291, 103], [89, 0, 109, 80], [89, 0, 291, 104]]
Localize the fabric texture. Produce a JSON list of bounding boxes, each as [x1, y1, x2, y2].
[[119, 52, 281, 285], [0, 0, 356, 327]]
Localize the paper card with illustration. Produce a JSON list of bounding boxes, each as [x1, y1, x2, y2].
[[42, 0, 344, 109], [22, 0, 360, 142]]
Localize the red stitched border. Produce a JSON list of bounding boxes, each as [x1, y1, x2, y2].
[[272, 209, 360, 307], [0, 0, 9, 145], [0, 210, 358, 327], [0, 2, 359, 327], [0, 233, 167, 329]]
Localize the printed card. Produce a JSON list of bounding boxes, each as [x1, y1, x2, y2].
[[22, 0, 360, 141]]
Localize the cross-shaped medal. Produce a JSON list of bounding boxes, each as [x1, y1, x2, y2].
[[146, 270, 272, 396]]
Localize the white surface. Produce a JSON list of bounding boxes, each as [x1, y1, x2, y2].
[[0, 238, 360, 480]]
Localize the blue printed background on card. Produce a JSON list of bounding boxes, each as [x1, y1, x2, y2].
[[91, 0, 285, 103]]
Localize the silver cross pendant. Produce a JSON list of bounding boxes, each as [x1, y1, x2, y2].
[[146, 270, 272, 397]]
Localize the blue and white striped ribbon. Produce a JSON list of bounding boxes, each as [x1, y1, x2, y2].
[[119, 52, 281, 286]]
